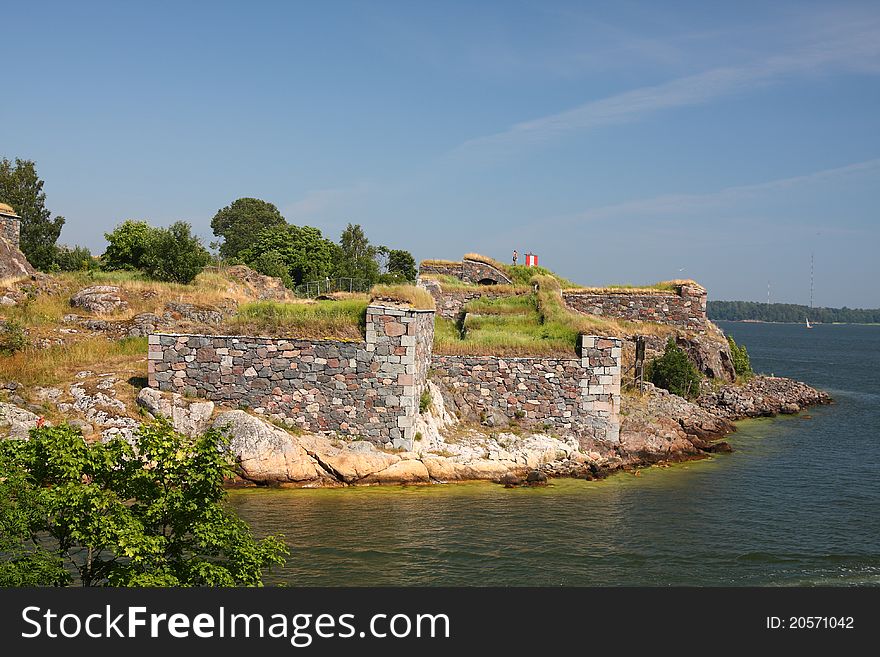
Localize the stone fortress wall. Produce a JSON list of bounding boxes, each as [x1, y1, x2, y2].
[[562, 284, 707, 332], [148, 306, 622, 447]]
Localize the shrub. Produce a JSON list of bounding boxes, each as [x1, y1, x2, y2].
[[727, 335, 753, 378], [0, 421, 288, 586], [419, 388, 432, 413], [102, 220, 154, 270], [0, 320, 27, 355], [140, 221, 211, 284], [248, 249, 294, 288], [647, 338, 702, 398]]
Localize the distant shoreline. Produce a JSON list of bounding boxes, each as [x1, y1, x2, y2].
[[712, 319, 880, 326]]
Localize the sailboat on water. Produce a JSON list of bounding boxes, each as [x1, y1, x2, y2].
[[806, 317, 813, 329]]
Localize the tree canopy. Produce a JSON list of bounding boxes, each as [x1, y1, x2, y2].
[[0, 421, 288, 587], [210, 198, 287, 260], [708, 300, 880, 324], [0, 157, 65, 270], [240, 223, 340, 287], [337, 223, 380, 283]]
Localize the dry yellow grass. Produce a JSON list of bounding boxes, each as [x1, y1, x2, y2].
[[463, 253, 509, 272], [0, 337, 147, 387], [420, 258, 460, 267], [562, 279, 703, 295], [369, 285, 436, 310]]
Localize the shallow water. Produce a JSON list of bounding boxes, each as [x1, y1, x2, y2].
[[230, 322, 880, 586]]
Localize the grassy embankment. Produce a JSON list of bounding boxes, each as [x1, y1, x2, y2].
[[434, 275, 675, 357]]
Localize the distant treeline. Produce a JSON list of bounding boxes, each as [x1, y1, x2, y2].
[[708, 300, 880, 324]]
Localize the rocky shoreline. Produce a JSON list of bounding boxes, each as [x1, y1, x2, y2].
[[136, 374, 831, 489], [0, 372, 831, 489]]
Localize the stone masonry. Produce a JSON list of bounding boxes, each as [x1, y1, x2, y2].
[[148, 305, 434, 446], [562, 284, 707, 331], [430, 335, 622, 444], [0, 205, 20, 249], [419, 256, 513, 286]]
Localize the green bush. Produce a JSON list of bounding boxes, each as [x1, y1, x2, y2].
[[647, 338, 702, 398], [0, 320, 27, 355], [419, 388, 432, 413], [0, 420, 288, 586], [140, 221, 211, 284], [248, 249, 294, 288], [52, 244, 97, 272], [102, 220, 154, 270], [727, 335, 753, 378]]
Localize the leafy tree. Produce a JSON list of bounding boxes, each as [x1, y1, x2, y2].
[[141, 221, 211, 284], [240, 223, 340, 287], [0, 421, 289, 587], [386, 249, 416, 281], [727, 335, 753, 378], [52, 244, 97, 272], [102, 220, 155, 270], [0, 158, 65, 270], [647, 338, 702, 399], [337, 223, 379, 284], [248, 250, 294, 288], [211, 198, 286, 260]]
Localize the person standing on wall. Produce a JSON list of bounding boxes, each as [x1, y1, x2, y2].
[[512, 249, 518, 266]]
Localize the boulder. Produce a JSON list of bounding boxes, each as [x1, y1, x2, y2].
[[136, 387, 214, 436], [0, 402, 46, 439], [212, 410, 332, 485], [359, 459, 431, 485], [70, 286, 128, 314], [0, 235, 35, 279]]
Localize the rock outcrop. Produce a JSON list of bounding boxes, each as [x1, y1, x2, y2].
[[70, 286, 129, 314], [698, 375, 832, 419], [0, 236, 35, 279], [0, 402, 45, 439], [137, 387, 215, 436]]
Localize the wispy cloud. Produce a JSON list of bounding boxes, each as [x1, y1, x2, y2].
[[283, 182, 371, 221], [520, 158, 880, 232], [456, 14, 880, 154]]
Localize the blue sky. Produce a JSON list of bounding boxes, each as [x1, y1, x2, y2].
[[2, 0, 879, 307]]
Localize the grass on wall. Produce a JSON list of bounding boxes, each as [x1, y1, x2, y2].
[[432, 275, 675, 356], [227, 299, 369, 340]]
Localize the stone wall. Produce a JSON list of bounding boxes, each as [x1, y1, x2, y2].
[[419, 257, 513, 286], [419, 261, 463, 279], [430, 335, 622, 444], [148, 305, 434, 446], [562, 284, 706, 331], [0, 212, 20, 249]]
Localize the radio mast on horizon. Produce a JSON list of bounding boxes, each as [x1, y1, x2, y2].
[[810, 252, 814, 310]]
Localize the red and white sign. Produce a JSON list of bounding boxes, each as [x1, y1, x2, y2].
[[525, 253, 539, 268]]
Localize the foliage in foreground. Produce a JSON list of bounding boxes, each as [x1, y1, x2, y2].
[[647, 338, 702, 399], [0, 421, 288, 587]]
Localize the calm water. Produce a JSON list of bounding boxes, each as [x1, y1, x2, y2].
[[231, 322, 880, 586]]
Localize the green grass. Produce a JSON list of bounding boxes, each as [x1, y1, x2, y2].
[[433, 275, 676, 356], [506, 264, 577, 287], [227, 299, 369, 340]]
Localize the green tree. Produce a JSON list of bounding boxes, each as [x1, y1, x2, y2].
[[727, 335, 753, 378], [337, 223, 379, 284], [210, 198, 286, 260], [386, 249, 416, 280], [0, 158, 65, 270], [240, 224, 340, 287], [141, 221, 211, 284], [0, 421, 288, 587], [647, 338, 702, 399], [52, 244, 97, 272], [102, 220, 155, 270]]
